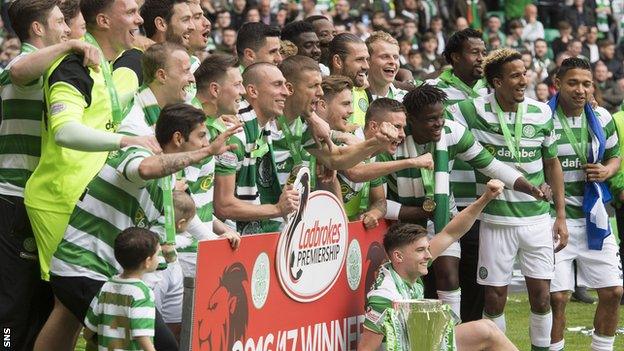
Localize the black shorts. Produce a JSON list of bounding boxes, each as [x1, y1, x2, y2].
[[50, 275, 104, 323]]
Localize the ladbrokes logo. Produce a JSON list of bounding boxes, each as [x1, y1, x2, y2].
[[276, 167, 348, 302]]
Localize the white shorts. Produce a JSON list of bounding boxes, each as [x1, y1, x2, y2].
[[427, 220, 461, 258], [551, 226, 623, 292], [143, 261, 184, 323], [177, 252, 197, 278], [477, 220, 554, 286]]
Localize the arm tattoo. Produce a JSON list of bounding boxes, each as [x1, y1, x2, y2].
[[157, 152, 196, 177]]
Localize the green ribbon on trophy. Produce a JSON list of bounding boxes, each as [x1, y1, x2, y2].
[[382, 264, 456, 351], [84, 33, 123, 130], [157, 173, 179, 269], [494, 97, 526, 173], [556, 106, 588, 164], [420, 143, 436, 213]]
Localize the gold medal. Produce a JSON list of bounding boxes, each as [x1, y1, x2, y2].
[[423, 198, 436, 212]]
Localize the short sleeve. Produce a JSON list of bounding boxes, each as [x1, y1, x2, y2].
[[130, 289, 156, 338], [215, 134, 245, 175], [363, 294, 392, 334], [541, 119, 558, 159]]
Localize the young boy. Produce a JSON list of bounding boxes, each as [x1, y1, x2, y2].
[[84, 228, 161, 351]]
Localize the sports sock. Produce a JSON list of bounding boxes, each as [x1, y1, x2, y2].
[[483, 311, 506, 332], [549, 339, 564, 351], [530, 310, 552, 349], [591, 333, 615, 351], [437, 289, 461, 320]]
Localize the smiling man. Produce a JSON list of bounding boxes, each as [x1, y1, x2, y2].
[[365, 31, 407, 103], [548, 58, 622, 351], [141, 0, 194, 50], [447, 48, 568, 351], [281, 20, 322, 63], [381, 85, 545, 322], [328, 33, 370, 127], [425, 27, 490, 323], [27, 0, 158, 348], [359, 180, 519, 351]]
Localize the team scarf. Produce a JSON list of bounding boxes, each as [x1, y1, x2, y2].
[[548, 93, 612, 250], [401, 133, 450, 234]]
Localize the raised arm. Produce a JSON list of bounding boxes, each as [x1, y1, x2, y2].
[[430, 179, 503, 259], [11, 39, 99, 86]]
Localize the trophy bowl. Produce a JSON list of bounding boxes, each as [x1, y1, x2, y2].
[[390, 299, 453, 351]]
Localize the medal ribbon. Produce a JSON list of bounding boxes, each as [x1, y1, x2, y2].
[[277, 115, 303, 165], [419, 143, 436, 201], [493, 97, 525, 165], [556, 107, 588, 164], [388, 263, 420, 300], [159, 174, 176, 245], [84, 33, 122, 126]]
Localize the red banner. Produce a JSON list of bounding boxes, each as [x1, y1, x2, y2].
[[192, 220, 389, 351]]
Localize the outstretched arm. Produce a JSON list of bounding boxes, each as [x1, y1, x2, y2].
[[342, 153, 433, 183], [430, 179, 503, 260]]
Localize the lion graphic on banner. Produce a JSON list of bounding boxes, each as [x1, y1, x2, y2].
[[197, 262, 249, 351]]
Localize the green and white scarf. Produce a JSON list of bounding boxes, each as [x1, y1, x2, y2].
[[403, 134, 450, 234]]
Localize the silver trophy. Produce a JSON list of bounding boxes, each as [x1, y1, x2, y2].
[[386, 299, 454, 351]]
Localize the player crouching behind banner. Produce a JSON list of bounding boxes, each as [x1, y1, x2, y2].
[[358, 179, 518, 351]]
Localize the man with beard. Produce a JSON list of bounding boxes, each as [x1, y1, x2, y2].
[[548, 58, 622, 351], [447, 48, 568, 351], [328, 33, 370, 127], [365, 31, 407, 102], [426, 27, 489, 322], [380, 84, 548, 322]]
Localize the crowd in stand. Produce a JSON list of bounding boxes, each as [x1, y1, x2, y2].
[[1, 0, 624, 351]]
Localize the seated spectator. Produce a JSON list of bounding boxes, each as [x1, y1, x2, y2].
[[429, 16, 447, 55], [215, 27, 237, 55], [400, 19, 420, 50], [399, 39, 411, 66], [506, 19, 527, 51], [566, 38, 588, 61], [229, 0, 247, 29], [552, 21, 574, 59], [602, 77, 624, 113], [599, 39, 624, 80], [564, 0, 596, 32], [535, 82, 551, 102], [533, 38, 554, 80], [521, 4, 545, 45], [581, 26, 600, 63], [483, 15, 506, 48], [333, 0, 355, 31], [487, 33, 502, 50], [520, 50, 541, 99], [404, 49, 428, 81], [594, 60, 615, 93], [455, 16, 469, 31], [420, 32, 444, 74]]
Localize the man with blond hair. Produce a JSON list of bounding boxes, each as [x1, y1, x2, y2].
[[365, 31, 407, 103]]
